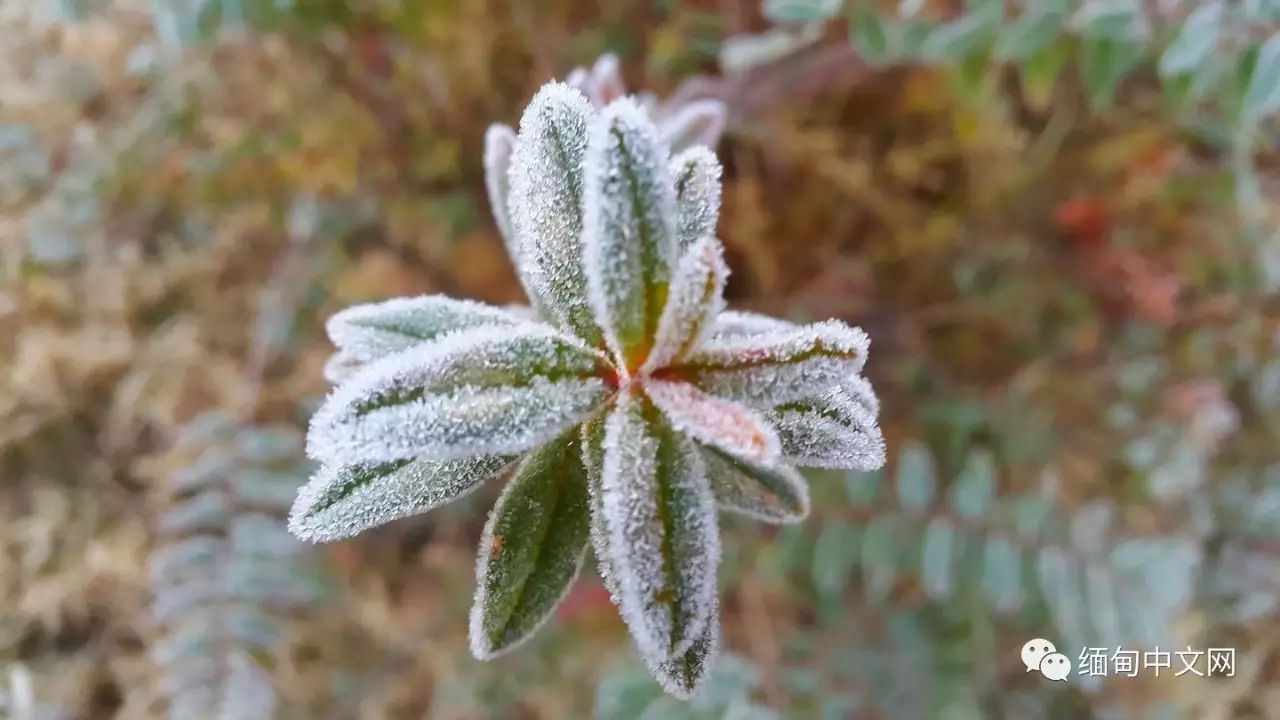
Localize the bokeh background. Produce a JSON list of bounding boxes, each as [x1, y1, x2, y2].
[[3, 1, 1280, 718]]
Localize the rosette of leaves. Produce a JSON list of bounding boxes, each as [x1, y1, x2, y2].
[[291, 81, 885, 698]]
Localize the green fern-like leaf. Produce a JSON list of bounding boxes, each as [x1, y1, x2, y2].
[[151, 413, 322, 720]]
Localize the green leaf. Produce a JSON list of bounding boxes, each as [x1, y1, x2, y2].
[[599, 391, 720, 663], [508, 83, 601, 344], [288, 455, 514, 543], [812, 520, 860, 598], [763, 0, 842, 24], [646, 611, 722, 700], [704, 447, 810, 523], [323, 295, 525, 374], [581, 414, 619, 598], [994, 0, 1068, 61], [1075, 0, 1146, 41], [1243, 35, 1280, 124], [1080, 35, 1147, 109], [851, 9, 893, 68], [670, 147, 723, 253], [470, 435, 590, 658], [843, 469, 881, 508], [920, 518, 957, 600], [895, 440, 936, 511], [980, 535, 1022, 613], [950, 448, 996, 520], [307, 323, 610, 466], [861, 516, 900, 603], [1037, 546, 1088, 651], [1158, 3, 1223, 78], [583, 99, 679, 369], [920, 13, 997, 63]]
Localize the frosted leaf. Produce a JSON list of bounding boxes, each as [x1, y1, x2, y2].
[[708, 309, 796, 338], [508, 82, 601, 344], [288, 454, 513, 543], [642, 236, 728, 373], [646, 600, 722, 700], [678, 320, 870, 408], [841, 373, 880, 416], [470, 434, 590, 658], [567, 52, 626, 107], [590, 53, 627, 105], [581, 414, 619, 599], [702, 446, 810, 523], [325, 295, 525, 367], [660, 99, 727, 152], [484, 123, 518, 246], [307, 324, 610, 465], [582, 98, 678, 370], [323, 352, 363, 385], [599, 390, 720, 662], [669, 147, 723, 252], [645, 379, 779, 464], [564, 67, 589, 92], [769, 386, 886, 471]]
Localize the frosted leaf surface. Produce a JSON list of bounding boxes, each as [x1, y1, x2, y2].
[[702, 446, 810, 523], [642, 236, 728, 373], [581, 414, 619, 599], [708, 309, 796, 338], [660, 99, 727, 152], [325, 295, 525, 366], [646, 599, 721, 700], [307, 324, 610, 465], [645, 379, 779, 464], [587, 53, 626, 106], [582, 98, 678, 370], [288, 454, 513, 543], [508, 83, 601, 344], [841, 373, 880, 416], [470, 434, 590, 658], [600, 390, 719, 662], [769, 386, 886, 471], [679, 320, 870, 408], [322, 352, 363, 385], [484, 123, 517, 246], [669, 147, 723, 251]]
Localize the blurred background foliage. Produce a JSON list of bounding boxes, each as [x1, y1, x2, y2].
[[2, 0, 1279, 718]]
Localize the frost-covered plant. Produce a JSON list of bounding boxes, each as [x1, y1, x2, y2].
[[291, 80, 885, 698], [565, 52, 726, 153]]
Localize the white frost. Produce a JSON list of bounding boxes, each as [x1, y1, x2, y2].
[[325, 295, 525, 365], [484, 123, 518, 246], [582, 97, 679, 369], [645, 379, 779, 464], [646, 598, 722, 700], [508, 82, 600, 343], [669, 146, 723, 251], [708, 309, 797, 338], [702, 447, 810, 524], [680, 320, 870, 408], [642, 236, 728, 373], [289, 455, 514, 543], [660, 99, 727, 152], [599, 390, 719, 663], [307, 323, 609, 465], [769, 385, 886, 471]]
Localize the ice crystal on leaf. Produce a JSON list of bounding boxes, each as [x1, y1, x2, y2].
[[291, 78, 884, 700]]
